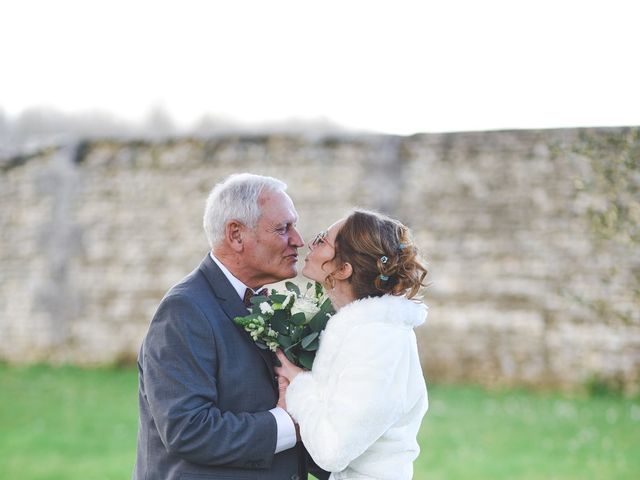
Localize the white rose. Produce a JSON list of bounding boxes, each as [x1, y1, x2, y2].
[[291, 296, 320, 322], [259, 302, 274, 315]]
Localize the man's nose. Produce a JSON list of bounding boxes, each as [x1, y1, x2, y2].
[[290, 227, 304, 247]]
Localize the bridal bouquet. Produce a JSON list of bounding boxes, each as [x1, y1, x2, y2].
[[234, 281, 335, 369]]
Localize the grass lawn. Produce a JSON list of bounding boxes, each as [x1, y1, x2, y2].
[[416, 384, 639, 479], [0, 364, 638, 479]]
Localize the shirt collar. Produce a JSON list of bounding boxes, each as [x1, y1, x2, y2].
[[209, 252, 263, 300]]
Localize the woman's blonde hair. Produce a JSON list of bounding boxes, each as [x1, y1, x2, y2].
[[331, 209, 428, 300]]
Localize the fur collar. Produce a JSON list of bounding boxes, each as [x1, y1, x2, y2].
[[328, 294, 427, 330]]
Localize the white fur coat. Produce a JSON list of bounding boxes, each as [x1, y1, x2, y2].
[[286, 294, 429, 480]]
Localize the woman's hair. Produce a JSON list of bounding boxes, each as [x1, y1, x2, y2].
[[331, 209, 428, 300], [203, 173, 287, 247]]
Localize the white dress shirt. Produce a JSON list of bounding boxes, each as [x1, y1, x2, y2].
[[209, 252, 297, 454]]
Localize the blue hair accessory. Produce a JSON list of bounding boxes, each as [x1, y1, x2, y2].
[[379, 274, 389, 281], [380, 255, 388, 264], [398, 243, 407, 250]]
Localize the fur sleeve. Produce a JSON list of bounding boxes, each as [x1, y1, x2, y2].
[[286, 322, 410, 472]]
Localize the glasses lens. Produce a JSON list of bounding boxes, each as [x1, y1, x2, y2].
[[312, 231, 326, 247]]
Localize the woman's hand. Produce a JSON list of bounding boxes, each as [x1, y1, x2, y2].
[[274, 349, 304, 383], [276, 375, 289, 410], [276, 375, 301, 441]]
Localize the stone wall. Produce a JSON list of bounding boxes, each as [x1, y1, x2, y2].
[[1, 128, 638, 392]]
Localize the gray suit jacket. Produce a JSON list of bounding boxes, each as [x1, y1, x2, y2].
[[133, 255, 327, 480]]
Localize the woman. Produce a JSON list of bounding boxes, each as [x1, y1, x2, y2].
[[275, 209, 429, 480]]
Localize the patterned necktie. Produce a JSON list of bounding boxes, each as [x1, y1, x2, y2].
[[243, 287, 268, 307]]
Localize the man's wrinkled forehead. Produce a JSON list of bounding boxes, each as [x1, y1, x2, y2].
[[275, 204, 299, 226], [258, 190, 298, 222]]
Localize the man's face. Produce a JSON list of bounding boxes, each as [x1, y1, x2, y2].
[[242, 189, 304, 287]]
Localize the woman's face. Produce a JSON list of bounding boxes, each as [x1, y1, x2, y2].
[[302, 219, 345, 283]]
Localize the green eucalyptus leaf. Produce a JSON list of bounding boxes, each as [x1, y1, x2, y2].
[[284, 349, 297, 364], [309, 310, 329, 332], [298, 351, 315, 370], [304, 338, 319, 351], [319, 298, 335, 314], [270, 316, 288, 335], [269, 294, 288, 304], [271, 309, 287, 322], [250, 295, 269, 305], [285, 282, 301, 296], [290, 312, 307, 326], [290, 326, 303, 342], [299, 325, 312, 337], [277, 334, 293, 348], [301, 332, 319, 349]]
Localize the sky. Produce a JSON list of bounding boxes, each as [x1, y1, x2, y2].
[[1, 0, 639, 135]]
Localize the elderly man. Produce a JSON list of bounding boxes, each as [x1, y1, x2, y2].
[[133, 173, 328, 480]]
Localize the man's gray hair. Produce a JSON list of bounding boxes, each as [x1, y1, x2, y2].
[[203, 173, 287, 248]]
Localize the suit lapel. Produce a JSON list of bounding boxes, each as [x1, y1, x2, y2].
[[198, 255, 277, 390]]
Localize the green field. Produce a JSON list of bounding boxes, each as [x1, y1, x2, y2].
[[0, 365, 638, 479]]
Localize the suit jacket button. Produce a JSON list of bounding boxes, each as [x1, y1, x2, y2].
[[291, 475, 300, 480]]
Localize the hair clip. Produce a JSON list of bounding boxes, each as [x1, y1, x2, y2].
[[379, 274, 389, 281], [398, 243, 407, 250], [380, 255, 388, 264]]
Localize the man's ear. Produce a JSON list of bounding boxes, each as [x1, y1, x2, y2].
[[333, 262, 353, 280], [226, 221, 245, 252]]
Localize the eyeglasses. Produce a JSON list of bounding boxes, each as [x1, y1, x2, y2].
[[310, 230, 333, 249]]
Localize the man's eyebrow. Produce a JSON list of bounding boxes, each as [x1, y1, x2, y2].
[[270, 221, 291, 230]]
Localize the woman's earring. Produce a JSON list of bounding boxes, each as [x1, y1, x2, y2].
[[324, 275, 336, 291]]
